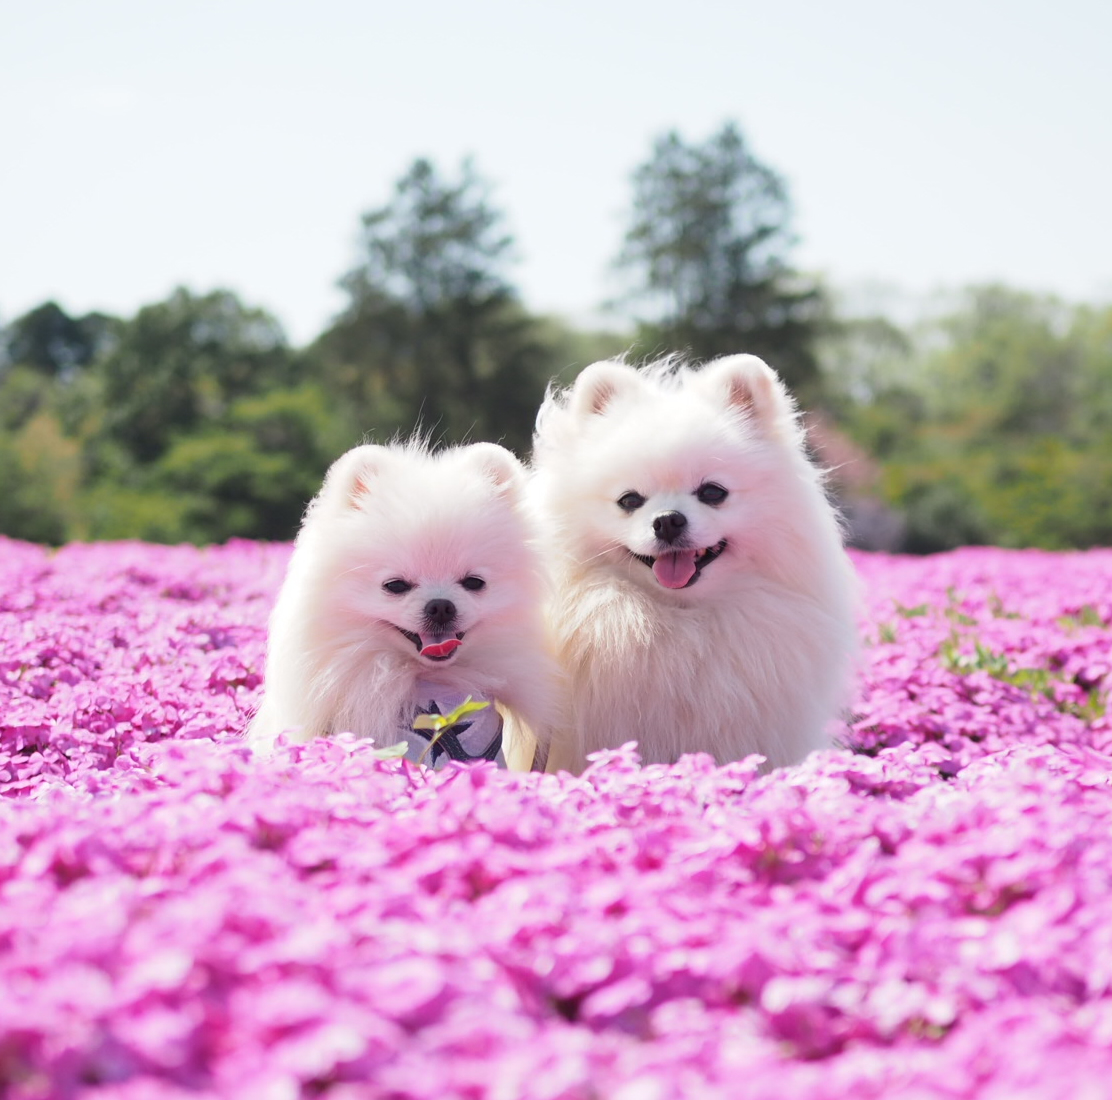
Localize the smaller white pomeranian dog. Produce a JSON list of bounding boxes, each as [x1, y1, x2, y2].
[[530, 354, 857, 774], [248, 440, 558, 769]]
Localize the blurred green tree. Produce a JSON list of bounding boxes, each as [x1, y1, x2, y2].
[[0, 366, 54, 433], [59, 288, 355, 545], [93, 288, 295, 464], [0, 430, 70, 544], [614, 122, 826, 396], [925, 286, 1082, 437], [829, 286, 1112, 551], [0, 302, 112, 542], [2, 301, 115, 378], [314, 157, 556, 453], [149, 385, 347, 543]]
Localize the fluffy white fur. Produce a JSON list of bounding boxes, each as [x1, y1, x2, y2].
[[248, 440, 558, 768], [529, 354, 857, 774]]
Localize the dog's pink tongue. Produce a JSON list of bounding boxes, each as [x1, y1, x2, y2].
[[420, 637, 462, 658], [653, 550, 697, 589]]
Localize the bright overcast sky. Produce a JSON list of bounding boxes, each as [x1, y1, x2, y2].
[[2, 0, 1110, 343]]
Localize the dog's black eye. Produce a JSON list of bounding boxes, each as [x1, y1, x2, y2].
[[382, 579, 413, 595], [696, 483, 728, 505], [618, 491, 646, 513], [460, 575, 486, 592]]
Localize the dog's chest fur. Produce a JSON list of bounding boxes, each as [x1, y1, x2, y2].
[[547, 575, 844, 773]]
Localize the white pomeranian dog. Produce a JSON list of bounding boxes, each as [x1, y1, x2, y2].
[[529, 354, 857, 774], [248, 440, 558, 769]]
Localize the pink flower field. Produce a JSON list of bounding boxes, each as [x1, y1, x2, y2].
[[2, 537, 1112, 1099]]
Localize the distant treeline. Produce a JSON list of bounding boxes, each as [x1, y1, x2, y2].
[[2, 124, 1110, 551]]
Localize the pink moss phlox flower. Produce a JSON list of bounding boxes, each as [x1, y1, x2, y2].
[[1, 537, 1111, 1096]]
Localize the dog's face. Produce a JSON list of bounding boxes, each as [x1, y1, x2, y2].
[[603, 466, 735, 591], [533, 355, 810, 597], [564, 427, 758, 596], [368, 561, 491, 664], [305, 442, 537, 667]]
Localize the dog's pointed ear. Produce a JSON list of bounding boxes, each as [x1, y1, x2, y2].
[[700, 355, 798, 440], [567, 359, 640, 418], [462, 442, 525, 496], [324, 444, 393, 508]]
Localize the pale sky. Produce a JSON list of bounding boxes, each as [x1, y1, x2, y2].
[[2, 0, 1110, 344]]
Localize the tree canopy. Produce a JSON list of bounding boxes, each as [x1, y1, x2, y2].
[[615, 122, 825, 395], [2, 301, 115, 378], [826, 286, 1112, 551], [315, 157, 556, 454], [1, 144, 1107, 554], [95, 288, 295, 464]]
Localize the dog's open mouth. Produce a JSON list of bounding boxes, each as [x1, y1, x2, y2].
[[631, 540, 727, 590], [394, 627, 466, 661]]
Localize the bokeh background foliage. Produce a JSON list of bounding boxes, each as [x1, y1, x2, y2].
[[2, 127, 1109, 551]]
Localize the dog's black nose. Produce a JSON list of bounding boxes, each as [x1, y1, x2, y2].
[[652, 510, 688, 544], [424, 598, 457, 626]]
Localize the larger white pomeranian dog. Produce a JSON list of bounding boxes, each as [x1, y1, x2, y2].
[[248, 440, 558, 769], [529, 354, 856, 774]]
